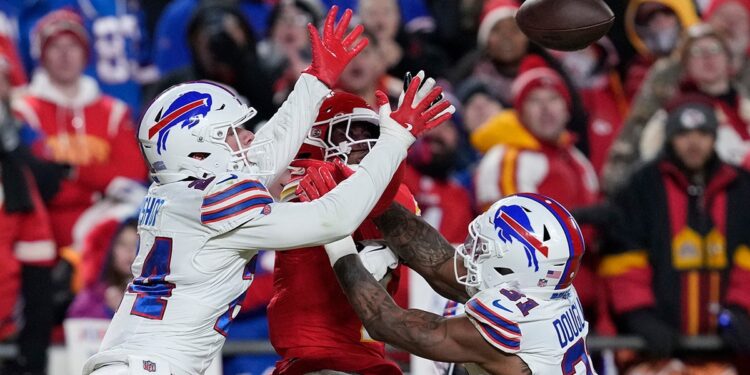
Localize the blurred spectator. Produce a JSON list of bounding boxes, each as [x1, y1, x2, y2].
[[0, 52, 55, 375], [146, 3, 276, 125], [152, 0, 274, 76], [639, 27, 750, 169], [623, 0, 699, 99], [320, 0, 432, 25], [13, 2, 156, 113], [336, 32, 402, 108], [555, 38, 629, 176], [449, 0, 527, 106], [603, 18, 749, 192], [73, 177, 145, 291], [12, 9, 146, 249], [404, 121, 473, 244], [424, 0, 483, 63], [258, 0, 321, 106], [67, 218, 137, 319], [704, 0, 750, 83], [601, 98, 750, 371], [455, 78, 503, 134], [450, 0, 591, 155], [358, 0, 448, 78], [473, 60, 599, 310]]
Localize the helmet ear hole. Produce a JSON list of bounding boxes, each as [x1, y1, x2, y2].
[[543, 225, 551, 241], [495, 267, 514, 276], [188, 152, 210, 160]]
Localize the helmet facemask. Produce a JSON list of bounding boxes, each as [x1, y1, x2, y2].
[[308, 107, 379, 165], [192, 106, 276, 177], [455, 216, 505, 293]]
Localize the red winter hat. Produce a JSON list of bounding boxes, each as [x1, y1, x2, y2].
[[32, 9, 89, 61], [477, 0, 520, 48], [511, 55, 571, 112]]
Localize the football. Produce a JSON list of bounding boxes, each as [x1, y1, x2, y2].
[[515, 0, 615, 51]]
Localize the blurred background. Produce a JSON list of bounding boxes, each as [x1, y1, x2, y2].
[[0, 0, 749, 374]]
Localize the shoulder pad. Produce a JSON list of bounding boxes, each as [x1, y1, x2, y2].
[[200, 173, 273, 230], [465, 288, 525, 353]]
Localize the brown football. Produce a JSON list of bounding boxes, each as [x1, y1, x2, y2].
[[515, 0, 615, 51]]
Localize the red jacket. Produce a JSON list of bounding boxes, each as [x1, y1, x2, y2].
[[13, 71, 146, 247], [0, 170, 55, 339]]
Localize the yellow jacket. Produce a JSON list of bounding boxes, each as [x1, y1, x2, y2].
[[624, 0, 699, 58]]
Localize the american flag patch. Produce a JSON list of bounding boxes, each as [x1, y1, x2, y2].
[[546, 270, 562, 279]]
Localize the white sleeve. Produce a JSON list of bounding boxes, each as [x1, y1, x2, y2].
[[223, 129, 413, 251], [250, 73, 331, 185]]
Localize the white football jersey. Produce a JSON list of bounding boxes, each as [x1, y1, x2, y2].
[[464, 285, 596, 375], [83, 174, 276, 374]]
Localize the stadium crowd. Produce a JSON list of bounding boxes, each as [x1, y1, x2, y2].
[[0, 0, 750, 374]]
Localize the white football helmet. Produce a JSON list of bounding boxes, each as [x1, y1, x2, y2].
[[455, 193, 585, 300], [138, 81, 272, 184]]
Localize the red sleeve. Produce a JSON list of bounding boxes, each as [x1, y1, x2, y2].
[[726, 265, 750, 312], [15, 170, 55, 267], [600, 251, 656, 315], [74, 109, 147, 190], [0, 36, 27, 87]]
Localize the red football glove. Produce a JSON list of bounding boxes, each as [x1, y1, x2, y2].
[[294, 158, 403, 218], [302, 6, 369, 88], [376, 75, 454, 138]]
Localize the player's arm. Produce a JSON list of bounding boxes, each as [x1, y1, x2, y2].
[[225, 78, 454, 250], [250, 7, 367, 184], [374, 203, 470, 303], [326, 241, 530, 375]]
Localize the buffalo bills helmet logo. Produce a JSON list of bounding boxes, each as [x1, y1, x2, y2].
[[148, 91, 213, 154], [493, 205, 549, 272]]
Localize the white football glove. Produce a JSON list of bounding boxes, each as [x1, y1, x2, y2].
[[356, 240, 399, 281]]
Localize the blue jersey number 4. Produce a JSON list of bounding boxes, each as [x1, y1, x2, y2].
[[128, 237, 176, 320]]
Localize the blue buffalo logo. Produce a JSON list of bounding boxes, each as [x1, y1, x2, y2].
[[493, 205, 549, 272], [148, 91, 212, 154]]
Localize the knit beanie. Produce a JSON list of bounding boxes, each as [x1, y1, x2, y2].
[[31, 9, 90, 61], [477, 0, 520, 48], [511, 55, 572, 112], [664, 94, 719, 140]]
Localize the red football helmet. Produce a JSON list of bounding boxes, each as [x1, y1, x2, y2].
[[296, 91, 379, 163]]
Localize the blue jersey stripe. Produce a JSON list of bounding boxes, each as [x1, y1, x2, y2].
[[201, 197, 273, 223], [478, 321, 520, 349], [467, 299, 522, 335], [203, 181, 266, 206]]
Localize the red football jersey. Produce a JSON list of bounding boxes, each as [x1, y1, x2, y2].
[[268, 185, 417, 375]]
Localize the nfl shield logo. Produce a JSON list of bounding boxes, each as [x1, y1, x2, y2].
[[143, 360, 156, 372], [537, 279, 548, 287]]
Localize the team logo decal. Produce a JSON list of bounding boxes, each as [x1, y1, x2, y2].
[[493, 205, 549, 272], [148, 91, 212, 154], [142, 360, 156, 372]]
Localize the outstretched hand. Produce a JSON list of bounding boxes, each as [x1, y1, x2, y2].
[[294, 158, 402, 218], [377, 73, 455, 139], [303, 6, 369, 88], [294, 159, 353, 202]]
